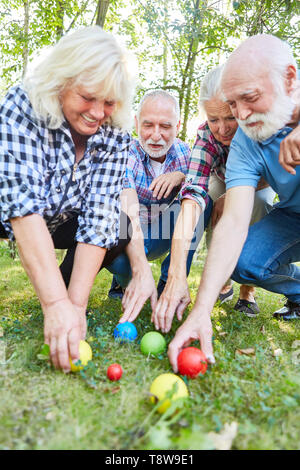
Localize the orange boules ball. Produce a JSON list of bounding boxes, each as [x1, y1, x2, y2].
[[107, 363, 123, 381], [177, 347, 207, 378]]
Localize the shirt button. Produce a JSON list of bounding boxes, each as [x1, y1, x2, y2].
[[282, 131, 287, 135], [56, 188, 61, 193], [20, 184, 27, 192]]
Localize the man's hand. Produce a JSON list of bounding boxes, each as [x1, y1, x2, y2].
[[149, 172, 185, 200], [211, 194, 226, 228], [120, 264, 157, 323], [279, 125, 300, 175], [43, 298, 86, 372], [168, 310, 215, 373], [152, 274, 190, 333]]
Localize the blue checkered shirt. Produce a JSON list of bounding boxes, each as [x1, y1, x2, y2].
[[123, 138, 190, 222], [0, 85, 130, 249]]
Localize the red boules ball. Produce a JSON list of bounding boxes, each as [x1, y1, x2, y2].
[[107, 363, 123, 381], [177, 347, 207, 378]]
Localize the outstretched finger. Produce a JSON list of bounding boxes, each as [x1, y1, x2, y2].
[[176, 298, 189, 322], [57, 333, 71, 372], [199, 328, 215, 364], [121, 295, 146, 323], [168, 332, 191, 373], [50, 336, 58, 369], [68, 327, 81, 368]]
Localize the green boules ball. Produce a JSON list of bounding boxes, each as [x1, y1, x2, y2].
[[140, 332, 167, 356]]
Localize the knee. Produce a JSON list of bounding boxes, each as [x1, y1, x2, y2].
[[106, 254, 130, 276], [232, 250, 268, 285], [232, 256, 255, 284]]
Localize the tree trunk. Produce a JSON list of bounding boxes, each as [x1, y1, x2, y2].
[[179, 0, 207, 140], [55, 0, 65, 40], [95, 0, 111, 28], [22, 0, 30, 78], [163, 0, 168, 85]]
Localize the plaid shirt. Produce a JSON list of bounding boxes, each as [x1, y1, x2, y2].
[[123, 138, 190, 222], [179, 121, 229, 210], [0, 85, 130, 249]]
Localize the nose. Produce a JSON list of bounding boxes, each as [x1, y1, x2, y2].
[[218, 120, 228, 136], [151, 125, 162, 141], [236, 101, 251, 121], [90, 100, 105, 120]]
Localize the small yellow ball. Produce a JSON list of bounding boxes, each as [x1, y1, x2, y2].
[[69, 340, 92, 372], [149, 373, 189, 413]]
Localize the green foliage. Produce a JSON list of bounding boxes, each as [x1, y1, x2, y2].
[[0, 0, 299, 139], [0, 253, 300, 449]]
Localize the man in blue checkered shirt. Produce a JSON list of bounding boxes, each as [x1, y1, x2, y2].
[[106, 90, 212, 322], [0, 27, 135, 372]]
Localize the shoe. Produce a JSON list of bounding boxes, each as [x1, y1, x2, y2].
[[108, 276, 124, 299], [157, 278, 166, 299], [234, 298, 260, 318], [218, 286, 234, 304], [273, 300, 300, 320]]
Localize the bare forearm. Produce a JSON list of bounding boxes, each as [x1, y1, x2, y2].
[[68, 243, 106, 307], [11, 214, 68, 308], [194, 187, 255, 313], [195, 213, 249, 313]]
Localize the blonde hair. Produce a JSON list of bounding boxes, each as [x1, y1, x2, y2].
[[23, 26, 136, 130]]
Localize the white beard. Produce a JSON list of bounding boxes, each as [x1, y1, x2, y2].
[[139, 135, 172, 159], [237, 90, 295, 142]]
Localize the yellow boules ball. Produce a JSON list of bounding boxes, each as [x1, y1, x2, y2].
[[149, 373, 189, 413], [69, 340, 92, 372]]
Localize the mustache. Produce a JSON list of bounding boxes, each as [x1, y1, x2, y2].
[[146, 138, 166, 146]]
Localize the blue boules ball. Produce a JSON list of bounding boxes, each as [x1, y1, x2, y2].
[[113, 322, 138, 343]]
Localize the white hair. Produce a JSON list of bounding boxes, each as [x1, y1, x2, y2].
[[222, 34, 297, 99], [198, 65, 224, 110], [23, 26, 136, 130], [136, 89, 180, 122]]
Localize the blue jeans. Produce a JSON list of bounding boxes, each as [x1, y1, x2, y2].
[[106, 198, 213, 287], [232, 207, 300, 303]]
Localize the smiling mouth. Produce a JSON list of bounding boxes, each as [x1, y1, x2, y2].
[[81, 114, 98, 124]]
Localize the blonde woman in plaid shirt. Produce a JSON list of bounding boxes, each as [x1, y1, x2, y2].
[[0, 27, 135, 372]]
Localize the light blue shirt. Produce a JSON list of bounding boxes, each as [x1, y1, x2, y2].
[[225, 120, 300, 213]]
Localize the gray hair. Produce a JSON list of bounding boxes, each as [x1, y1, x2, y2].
[[136, 89, 180, 122], [23, 26, 136, 130], [198, 65, 224, 110]]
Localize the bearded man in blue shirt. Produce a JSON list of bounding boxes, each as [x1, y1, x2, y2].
[[152, 34, 300, 369]]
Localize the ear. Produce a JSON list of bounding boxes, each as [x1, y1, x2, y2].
[[175, 120, 181, 136], [134, 115, 139, 134], [284, 65, 297, 95]]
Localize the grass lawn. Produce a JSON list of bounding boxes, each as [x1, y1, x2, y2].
[[0, 241, 300, 450]]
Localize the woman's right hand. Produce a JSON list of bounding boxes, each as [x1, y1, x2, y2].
[[43, 298, 86, 372], [152, 273, 190, 333]]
